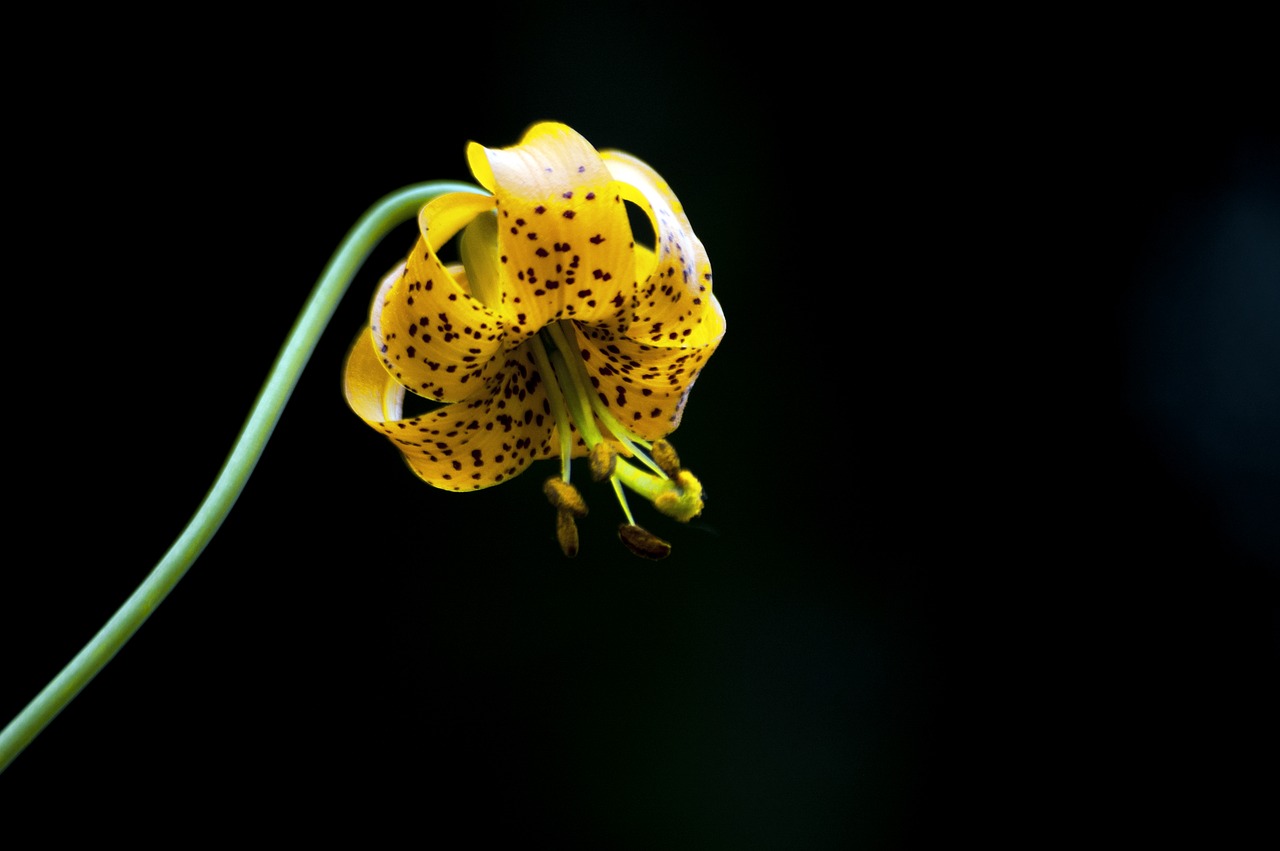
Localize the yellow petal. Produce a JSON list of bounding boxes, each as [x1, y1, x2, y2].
[[574, 311, 725, 441], [602, 151, 724, 350], [343, 324, 406, 424], [374, 191, 507, 403], [467, 122, 637, 346], [344, 329, 573, 491]]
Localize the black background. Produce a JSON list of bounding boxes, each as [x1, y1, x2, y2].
[[4, 8, 1276, 847]]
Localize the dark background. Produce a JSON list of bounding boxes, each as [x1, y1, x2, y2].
[[4, 9, 1276, 847]]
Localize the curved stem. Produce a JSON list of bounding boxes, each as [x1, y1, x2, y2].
[[0, 180, 483, 773]]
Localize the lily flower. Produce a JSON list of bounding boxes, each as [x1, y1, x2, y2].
[[343, 122, 726, 557]]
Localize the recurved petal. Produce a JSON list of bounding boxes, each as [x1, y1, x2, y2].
[[573, 301, 725, 441], [602, 151, 722, 349], [466, 122, 637, 344], [344, 331, 569, 491], [343, 325, 406, 425], [374, 191, 508, 403]]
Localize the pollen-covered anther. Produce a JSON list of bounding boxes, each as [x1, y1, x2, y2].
[[651, 439, 682, 477], [618, 523, 671, 559], [589, 442, 618, 481], [544, 477, 588, 517], [556, 509, 580, 557]]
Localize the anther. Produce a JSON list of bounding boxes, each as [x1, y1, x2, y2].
[[556, 509, 580, 557], [589, 442, 617, 481], [544, 477, 587, 516], [651, 439, 682, 477], [618, 523, 672, 559]]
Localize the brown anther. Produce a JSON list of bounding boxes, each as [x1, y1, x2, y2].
[[589, 442, 618, 481], [543, 477, 587, 517], [556, 509, 580, 557], [617, 523, 672, 559], [651, 439, 682, 477]]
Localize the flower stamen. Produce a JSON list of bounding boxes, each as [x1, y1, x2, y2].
[[651, 439, 682, 478], [527, 334, 577, 483], [556, 510, 581, 558], [545, 321, 667, 478], [618, 523, 672, 560], [543, 478, 587, 516], [538, 322, 706, 553], [589, 442, 617, 482]]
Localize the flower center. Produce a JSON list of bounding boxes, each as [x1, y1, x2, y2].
[[529, 319, 705, 559], [458, 208, 705, 559]]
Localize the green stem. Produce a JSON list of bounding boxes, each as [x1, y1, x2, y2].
[[0, 180, 482, 773]]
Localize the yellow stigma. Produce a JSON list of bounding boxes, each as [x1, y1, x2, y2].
[[612, 463, 704, 523], [653, 470, 704, 522]]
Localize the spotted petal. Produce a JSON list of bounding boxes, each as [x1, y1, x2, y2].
[[575, 294, 726, 441], [602, 150, 724, 350], [570, 152, 728, 441], [345, 312, 571, 491], [466, 122, 638, 345], [374, 191, 507, 403]]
